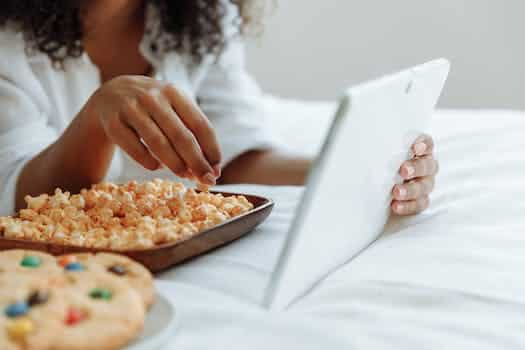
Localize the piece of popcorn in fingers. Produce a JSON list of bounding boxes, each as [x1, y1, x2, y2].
[[196, 182, 210, 193]]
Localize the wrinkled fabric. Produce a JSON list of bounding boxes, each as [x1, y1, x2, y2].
[[155, 99, 525, 349]]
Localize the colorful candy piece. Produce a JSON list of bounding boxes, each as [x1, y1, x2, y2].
[[64, 262, 84, 272], [4, 302, 29, 318], [27, 290, 50, 307], [58, 255, 77, 267], [65, 308, 87, 326], [20, 255, 41, 268], [107, 265, 127, 276], [89, 288, 112, 301], [6, 318, 34, 339]]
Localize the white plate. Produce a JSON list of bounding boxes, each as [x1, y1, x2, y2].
[[127, 293, 178, 350]]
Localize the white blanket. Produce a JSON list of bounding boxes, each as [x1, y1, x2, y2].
[[157, 98, 525, 349]]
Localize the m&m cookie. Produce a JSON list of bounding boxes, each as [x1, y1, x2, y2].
[[0, 316, 19, 350], [51, 274, 145, 350], [0, 250, 154, 350], [60, 253, 155, 308], [0, 250, 62, 278], [91, 253, 155, 308], [0, 278, 66, 350]]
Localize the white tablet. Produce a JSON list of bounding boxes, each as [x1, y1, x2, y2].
[[264, 59, 450, 310]]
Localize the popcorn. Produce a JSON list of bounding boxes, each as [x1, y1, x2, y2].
[[151, 206, 171, 219], [25, 194, 48, 211], [177, 208, 192, 223], [49, 189, 70, 208], [0, 179, 253, 250], [196, 182, 210, 193], [4, 221, 23, 238], [49, 208, 64, 222], [70, 194, 85, 209], [19, 209, 38, 221]]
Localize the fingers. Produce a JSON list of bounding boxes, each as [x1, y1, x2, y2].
[[213, 164, 222, 178], [121, 100, 188, 178], [399, 155, 439, 180], [97, 78, 221, 184], [391, 134, 437, 216], [411, 134, 434, 157], [105, 116, 160, 171], [137, 89, 216, 183], [163, 85, 222, 167], [392, 177, 435, 201], [391, 196, 430, 216]]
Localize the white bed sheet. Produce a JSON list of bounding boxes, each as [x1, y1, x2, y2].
[[156, 97, 525, 349]]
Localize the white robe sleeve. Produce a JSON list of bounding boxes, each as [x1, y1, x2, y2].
[[0, 30, 57, 215], [196, 34, 280, 167]]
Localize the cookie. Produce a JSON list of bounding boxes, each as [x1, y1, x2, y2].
[[0, 317, 20, 350], [0, 277, 67, 350], [0, 250, 151, 350], [90, 253, 155, 308], [50, 273, 145, 350], [0, 250, 62, 278], [60, 253, 155, 309], [55, 253, 104, 275]]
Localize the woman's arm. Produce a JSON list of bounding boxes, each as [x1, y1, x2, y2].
[[220, 150, 311, 186], [15, 76, 222, 211], [15, 106, 115, 210]]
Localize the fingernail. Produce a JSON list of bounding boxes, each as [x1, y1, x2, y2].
[[396, 186, 407, 198], [404, 165, 415, 177], [213, 164, 221, 177], [414, 142, 427, 155], [202, 173, 216, 185]]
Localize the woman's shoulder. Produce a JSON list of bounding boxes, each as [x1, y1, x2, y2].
[[0, 26, 40, 79], [0, 26, 28, 57], [0, 26, 50, 111]]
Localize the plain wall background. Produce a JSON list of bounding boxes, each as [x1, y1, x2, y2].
[[246, 1, 524, 108]]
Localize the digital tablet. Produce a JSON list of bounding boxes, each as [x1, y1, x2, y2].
[[264, 59, 450, 310]]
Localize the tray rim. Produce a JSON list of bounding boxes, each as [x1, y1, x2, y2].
[[0, 191, 274, 254]]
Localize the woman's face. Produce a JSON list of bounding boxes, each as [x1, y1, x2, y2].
[[81, 0, 146, 31], [84, 0, 144, 16]]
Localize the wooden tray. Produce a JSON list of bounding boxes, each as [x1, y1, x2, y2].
[[0, 192, 274, 273]]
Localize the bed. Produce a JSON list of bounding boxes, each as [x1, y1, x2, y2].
[[154, 97, 525, 349]]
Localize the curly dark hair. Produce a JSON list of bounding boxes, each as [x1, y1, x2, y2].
[[0, 0, 255, 66]]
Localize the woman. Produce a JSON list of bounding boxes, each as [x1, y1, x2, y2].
[[0, 0, 438, 216]]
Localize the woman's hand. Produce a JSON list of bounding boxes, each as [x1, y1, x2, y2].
[[82, 75, 222, 184], [391, 134, 438, 216]]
